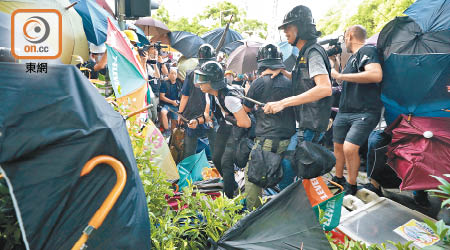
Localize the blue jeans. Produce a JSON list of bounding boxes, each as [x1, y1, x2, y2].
[[278, 129, 325, 190]]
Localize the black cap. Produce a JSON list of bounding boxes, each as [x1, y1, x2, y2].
[[198, 44, 216, 62], [278, 5, 314, 30]]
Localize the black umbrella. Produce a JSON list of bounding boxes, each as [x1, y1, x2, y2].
[[169, 31, 206, 58], [211, 181, 331, 249], [221, 40, 244, 54], [0, 63, 150, 249], [201, 27, 243, 50]]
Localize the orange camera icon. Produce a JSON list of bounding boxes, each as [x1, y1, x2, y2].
[[11, 9, 62, 59]]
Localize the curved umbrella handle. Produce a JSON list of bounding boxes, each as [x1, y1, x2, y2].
[[72, 156, 127, 250]]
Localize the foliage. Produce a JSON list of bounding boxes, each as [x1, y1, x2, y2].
[[427, 174, 450, 209], [150, 186, 246, 249], [123, 102, 247, 249], [424, 174, 450, 246], [0, 179, 25, 250], [154, 1, 268, 39], [317, 0, 415, 37]]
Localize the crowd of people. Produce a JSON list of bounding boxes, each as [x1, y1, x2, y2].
[[77, 4, 432, 211]]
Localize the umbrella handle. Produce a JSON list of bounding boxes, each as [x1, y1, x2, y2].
[[323, 177, 344, 192], [72, 156, 127, 250]]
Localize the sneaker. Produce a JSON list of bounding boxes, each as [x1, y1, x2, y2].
[[343, 182, 358, 196], [413, 190, 430, 207], [360, 183, 383, 197], [328, 175, 347, 189]]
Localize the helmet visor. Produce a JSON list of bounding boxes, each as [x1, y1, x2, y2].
[[193, 72, 210, 85]]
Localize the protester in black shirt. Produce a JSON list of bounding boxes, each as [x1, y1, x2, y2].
[[243, 44, 296, 210], [329, 25, 383, 195], [160, 68, 182, 136]]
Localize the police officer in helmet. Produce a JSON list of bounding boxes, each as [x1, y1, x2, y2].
[[263, 5, 333, 144], [192, 61, 251, 198], [178, 44, 217, 160], [243, 44, 296, 210]]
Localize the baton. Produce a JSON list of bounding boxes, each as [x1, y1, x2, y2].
[[234, 94, 265, 106], [166, 107, 189, 122], [124, 104, 153, 120]]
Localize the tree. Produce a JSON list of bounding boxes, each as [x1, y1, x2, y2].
[[317, 0, 415, 37], [153, 2, 268, 39]]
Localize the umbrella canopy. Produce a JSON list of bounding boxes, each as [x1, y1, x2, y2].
[[106, 18, 147, 98], [177, 56, 199, 81], [221, 40, 244, 54], [0, 63, 151, 250], [381, 53, 450, 123], [70, 0, 118, 46], [169, 31, 206, 58], [126, 23, 150, 45], [213, 180, 331, 249], [0, 0, 89, 64], [378, 0, 450, 124], [385, 115, 450, 191], [226, 41, 262, 74], [135, 16, 170, 37], [366, 32, 379, 45], [95, 0, 114, 17], [278, 41, 299, 71], [177, 150, 210, 189], [201, 27, 243, 49]]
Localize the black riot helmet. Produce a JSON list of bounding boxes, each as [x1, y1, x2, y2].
[[194, 61, 226, 90], [256, 44, 285, 72], [198, 44, 216, 63], [257, 44, 283, 62], [278, 5, 321, 45]]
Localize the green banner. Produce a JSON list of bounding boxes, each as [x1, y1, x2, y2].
[[313, 192, 344, 231]]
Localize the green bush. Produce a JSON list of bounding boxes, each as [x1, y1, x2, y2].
[[127, 115, 247, 249], [0, 179, 25, 250]]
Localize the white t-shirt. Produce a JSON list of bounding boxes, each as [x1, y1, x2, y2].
[[214, 95, 243, 125]]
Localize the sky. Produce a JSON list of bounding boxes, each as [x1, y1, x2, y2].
[[106, 0, 362, 40]]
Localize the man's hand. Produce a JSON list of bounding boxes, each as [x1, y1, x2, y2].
[[261, 68, 282, 79], [331, 68, 341, 81], [158, 55, 164, 64], [177, 115, 184, 125], [263, 101, 285, 114], [329, 55, 337, 68], [188, 119, 198, 129], [172, 100, 179, 107]]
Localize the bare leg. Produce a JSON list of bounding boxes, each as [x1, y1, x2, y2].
[[161, 109, 169, 130], [343, 141, 360, 185], [334, 143, 345, 178]]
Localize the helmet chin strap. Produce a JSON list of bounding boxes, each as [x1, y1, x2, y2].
[[290, 29, 302, 47]]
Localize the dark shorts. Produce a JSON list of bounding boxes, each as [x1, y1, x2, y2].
[[333, 112, 380, 146], [161, 104, 178, 120]]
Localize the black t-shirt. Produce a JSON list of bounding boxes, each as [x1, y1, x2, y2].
[[160, 79, 181, 105], [245, 75, 296, 139], [339, 45, 383, 113]]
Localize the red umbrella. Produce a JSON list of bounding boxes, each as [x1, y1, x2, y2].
[[135, 17, 170, 37], [385, 114, 450, 190]]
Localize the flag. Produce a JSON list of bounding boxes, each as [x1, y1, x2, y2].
[[106, 17, 147, 113]]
